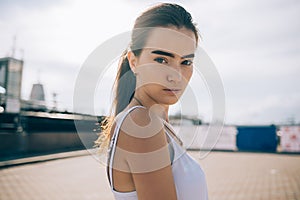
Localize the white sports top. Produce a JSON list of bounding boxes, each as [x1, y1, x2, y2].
[[107, 106, 208, 200]]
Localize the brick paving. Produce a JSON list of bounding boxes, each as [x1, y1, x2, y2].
[[0, 151, 299, 200], [195, 152, 300, 200]]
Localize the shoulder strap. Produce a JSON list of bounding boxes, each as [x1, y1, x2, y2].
[[162, 120, 184, 146], [108, 105, 145, 189]]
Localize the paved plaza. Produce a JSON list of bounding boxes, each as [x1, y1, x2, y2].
[[0, 151, 299, 200]]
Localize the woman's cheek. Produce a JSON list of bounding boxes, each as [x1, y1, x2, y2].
[[185, 68, 193, 82], [136, 64, 170, 88]]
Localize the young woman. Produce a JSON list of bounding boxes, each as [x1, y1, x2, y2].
[[95, 3, 208, 200]]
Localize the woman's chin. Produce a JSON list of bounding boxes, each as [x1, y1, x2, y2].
[[163, 97, 180, 105]]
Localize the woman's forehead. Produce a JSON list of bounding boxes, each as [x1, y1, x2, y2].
[[143, 27, 197, 57]]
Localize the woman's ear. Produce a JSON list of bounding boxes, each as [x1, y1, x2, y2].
[[127, 51, 137, 74]]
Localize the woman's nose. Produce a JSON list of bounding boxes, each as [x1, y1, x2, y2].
[[167, 67, 182, 83]]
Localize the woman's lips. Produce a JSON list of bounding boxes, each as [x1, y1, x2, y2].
[[163, 88, 181, 95]]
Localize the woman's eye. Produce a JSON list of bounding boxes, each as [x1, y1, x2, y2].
[[154, 57, 168, 64], [181, 60, 193, 66]]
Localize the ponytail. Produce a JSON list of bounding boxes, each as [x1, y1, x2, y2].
[[114, 49, 136, 116], [94, 49, 136, 153]]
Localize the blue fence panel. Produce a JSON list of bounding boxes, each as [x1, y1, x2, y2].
[[236, 125, 277, 152]]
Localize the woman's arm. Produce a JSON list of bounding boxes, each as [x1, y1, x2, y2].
[[119, 108, 177, 200]]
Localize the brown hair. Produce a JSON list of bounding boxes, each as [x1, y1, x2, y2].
[[94, 3, 199, 152]]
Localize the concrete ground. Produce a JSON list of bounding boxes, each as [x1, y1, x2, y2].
[[0, 151, 299, 200]]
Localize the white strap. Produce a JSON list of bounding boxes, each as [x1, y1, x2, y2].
[[108, 105, 145, 189]]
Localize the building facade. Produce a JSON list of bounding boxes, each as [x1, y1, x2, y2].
[[0, 57, 23, 113]]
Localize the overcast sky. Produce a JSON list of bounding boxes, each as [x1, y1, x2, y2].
[[0, 0, 299, 125]]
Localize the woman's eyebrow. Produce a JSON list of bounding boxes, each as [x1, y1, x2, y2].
[[151, 50, 194, 59], [182, 53, 195, 59], [151, 50, 175, 58]]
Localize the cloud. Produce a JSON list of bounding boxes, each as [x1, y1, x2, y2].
[[187, 0, 300, 124], [230, 93, 300, 125]]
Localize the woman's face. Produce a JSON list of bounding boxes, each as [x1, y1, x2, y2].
[[130, 27, 197, 105]]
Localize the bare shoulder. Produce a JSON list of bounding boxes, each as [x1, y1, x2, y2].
[[118, 106, 167, 153]]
